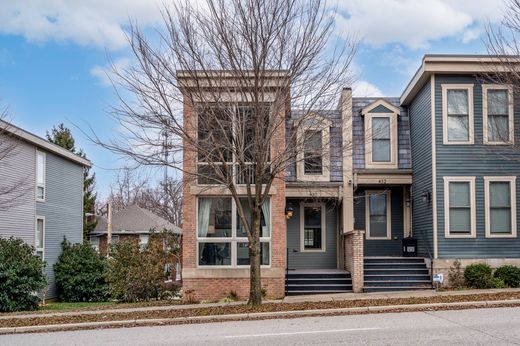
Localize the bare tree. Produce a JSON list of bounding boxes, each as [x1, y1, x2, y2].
[[104, 167, 182, 226], [0, 109, 30, 211], [92, 0, 356, 305]]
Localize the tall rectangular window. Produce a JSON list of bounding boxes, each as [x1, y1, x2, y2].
[[442, 85, 474, 144], [197, 197, 271, 266], [301, 204, 324, 251], [444, 177, 476, 237], [372, 117, 391, 162], [366, 191, 391, 239], [36, 151, 46, 201], [35, 217, 44, 258], [303, 130, 323, 174], [485, 177, 516, 237], [483, 85, 514, 144], [139, 234, 149, 250]]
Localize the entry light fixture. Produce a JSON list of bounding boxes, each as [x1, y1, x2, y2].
[[421, 190, 431, 203], [285, 205, 294, 219]]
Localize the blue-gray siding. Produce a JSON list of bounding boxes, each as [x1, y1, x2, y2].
[[0, 138, 36, 244], [354, 186, 404, 256], [352, 97, 411, 170], [408, 80, 434, 258], [286, 200, 338, 269], [36, 151, 84, 298], [434, 74, 520, 258]]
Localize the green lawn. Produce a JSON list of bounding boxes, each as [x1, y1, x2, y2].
[[39, 301, 119, 311]]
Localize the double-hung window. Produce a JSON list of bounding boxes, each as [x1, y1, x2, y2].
[[90, 236, 100, 253], [303, 130, 323, 174], [36, 150, 46, 201], [482, 85, 514, 144], [197, 196, 271, 267], [139, 234, 149, 251], [300, 203, 325, 251], [35, 217, 45, 259], [484, 177, 517, 238], [442, 84, 474, 144], [444, 177, 476, 238], [371, 117, 391, 163], [366, 191, 391, 239]]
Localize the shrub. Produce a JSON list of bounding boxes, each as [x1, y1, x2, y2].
[[448, 259, 465, 289], [464, 263, 494, 289], [105, 235, 174, 302], [494, 265, 520, 288], [54, 239, 107, 302], [0, 237, 47, 312]]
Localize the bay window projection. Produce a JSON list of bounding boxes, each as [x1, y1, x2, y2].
[[483, 85, 514, 144], [485, 177, 516, 237], [197, 197, 271, 266], [442, 85, 474, 144], [366, 191, 391, 239], [444, 177, 476, 237]]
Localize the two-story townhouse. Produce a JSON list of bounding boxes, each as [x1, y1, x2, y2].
[[181, 55, 520, 300], [0, 121, 90, 297], [404, 55, 520, 283]]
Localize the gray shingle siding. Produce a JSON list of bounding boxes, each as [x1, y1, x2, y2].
[[286, 199, 338, 269], [408, 80, 434, 258], [352, 97, 412, 170], [434, 74, 520, 258], [354, 186, 404, 256]]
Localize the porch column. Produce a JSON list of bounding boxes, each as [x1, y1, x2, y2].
[[344, 230, 364, 292]]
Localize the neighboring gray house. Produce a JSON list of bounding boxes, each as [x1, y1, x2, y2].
[[0, 121, 90, 298]]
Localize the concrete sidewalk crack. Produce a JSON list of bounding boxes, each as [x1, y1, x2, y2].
[[423, 310, 520, 345]]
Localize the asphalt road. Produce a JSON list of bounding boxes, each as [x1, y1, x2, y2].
[[2, 307, 520, 345]]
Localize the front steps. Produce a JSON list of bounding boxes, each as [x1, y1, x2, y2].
[[285, 270, 352, 296], [363, 257, 432, 293]]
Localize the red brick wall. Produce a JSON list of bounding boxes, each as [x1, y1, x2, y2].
[[181, 90, 287, 301]]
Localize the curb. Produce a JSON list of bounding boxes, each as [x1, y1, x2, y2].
[[1, 299, 520, 335]]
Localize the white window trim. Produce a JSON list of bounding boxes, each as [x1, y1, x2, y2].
[[299, 202, 327, 252], [365, 190, 392, 240], [296, 113, 332, 182], [442, 84, 475, 145], [36, 150, 46, 202], [35, 216, 45, 260], [482, 84, 514, 145], [484, 176, 517, 238], [195, 196, 272, 268], [364, 113, 398, 169], [443, 176, 476, 238]]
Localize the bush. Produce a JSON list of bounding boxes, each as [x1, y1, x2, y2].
[[464, 263, 494, 289], [494, 265, 520, 288], [105, 235, 173, 302], [0, 237, 47, 312], [448, 259, 465, 289], [54, 239, 107, 302]]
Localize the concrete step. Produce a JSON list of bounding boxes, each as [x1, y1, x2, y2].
[[286, 284, 353, 291], [364, 263, 427, 270], [364, 268, 429, 275], [286, 278, 352, 285], [364, 257, 426, 264], [363, 286, 433, 293], [364, 280, 432, 287], [285, 290, 353, 296], [364, 274, 430, 281]]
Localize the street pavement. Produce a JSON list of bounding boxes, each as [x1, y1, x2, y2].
[[2, 306, 520, 345]]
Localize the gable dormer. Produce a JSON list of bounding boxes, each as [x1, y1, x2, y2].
[[361, 99, 400, 169]]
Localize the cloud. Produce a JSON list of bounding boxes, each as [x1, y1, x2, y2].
[[337, 0, 506, 49], [352, 80, 384, 97], [0, 1, 167, 50], [90, 58, 130, 86]]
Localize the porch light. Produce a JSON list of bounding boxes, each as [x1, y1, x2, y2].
[[285, 205, 294, 219], [421, 190, 431, 203]]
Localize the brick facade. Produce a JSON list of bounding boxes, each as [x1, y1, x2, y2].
[[344, 230, 364, 292], [181, 83, 287, 302]]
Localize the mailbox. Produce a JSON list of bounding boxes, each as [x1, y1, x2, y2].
[[402, 237, 417, 257]]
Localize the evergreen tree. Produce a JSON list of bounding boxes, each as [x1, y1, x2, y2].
[[47, 124, 97, 238]]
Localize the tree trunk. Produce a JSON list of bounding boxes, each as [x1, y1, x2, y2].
[[248, 210, 262, 305]]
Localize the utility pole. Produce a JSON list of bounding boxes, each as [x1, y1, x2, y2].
[[107, 198, 113, 256]]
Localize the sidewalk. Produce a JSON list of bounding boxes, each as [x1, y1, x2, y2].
[[3, 288, 520, 320]]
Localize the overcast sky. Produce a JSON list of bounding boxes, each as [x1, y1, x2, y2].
[[0, 0, 508, 196]]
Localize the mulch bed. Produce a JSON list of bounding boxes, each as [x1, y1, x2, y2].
[[2, 291, 520, 328]]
